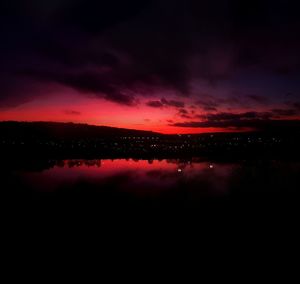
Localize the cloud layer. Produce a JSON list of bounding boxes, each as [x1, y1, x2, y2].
[[0, 0, 300, 131]]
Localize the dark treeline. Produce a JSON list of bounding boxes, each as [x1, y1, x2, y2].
[[0, 121, 159, 139], [1, 121, 300, 160], [1, 122, 300, 219]]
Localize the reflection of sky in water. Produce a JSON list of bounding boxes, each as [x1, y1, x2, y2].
[[21, 159, 238, 196]]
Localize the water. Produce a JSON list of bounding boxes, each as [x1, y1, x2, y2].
[[4, 158, 300, 203], [19, 159, 237, 196]]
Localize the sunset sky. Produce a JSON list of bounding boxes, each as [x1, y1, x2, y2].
[[0, 0, 300, 133]]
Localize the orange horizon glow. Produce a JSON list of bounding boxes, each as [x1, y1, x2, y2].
[[0, 118, 238, 134], [0, 92, 221, 134], [0, 91, 297, 134]]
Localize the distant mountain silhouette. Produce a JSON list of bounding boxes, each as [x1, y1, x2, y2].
[[1, 121, 300, 160], [0, 121, 161, 140]]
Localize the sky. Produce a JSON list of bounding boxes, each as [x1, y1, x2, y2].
[[0, 0, 300, 133]]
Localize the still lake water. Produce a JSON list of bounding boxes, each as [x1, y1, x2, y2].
[[20, 159, 235, 196], [7, 158, 300, 203]]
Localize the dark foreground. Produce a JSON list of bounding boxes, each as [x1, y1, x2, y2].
[[2, 157, 300, 218], [1, 122, 300, 226], [2, 158, 300, 257]]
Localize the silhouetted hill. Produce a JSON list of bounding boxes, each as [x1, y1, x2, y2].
[[1, 120, 300, 160], [0, 121, 160, 140], [1, 120, 300, 141]]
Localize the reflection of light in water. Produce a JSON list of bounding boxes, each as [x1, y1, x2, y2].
[[21, 159, 240, 195]]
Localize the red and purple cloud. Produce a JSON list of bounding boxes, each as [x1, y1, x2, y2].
[[0, 0, 300, 133]]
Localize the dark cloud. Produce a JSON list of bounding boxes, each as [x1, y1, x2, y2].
[[64, 110, 81, 116], [196, 111, 273, 121], [195, 99, 219, 111], [178, 108, 188, 114], [146, 98, 185, 108], [177, 108, 192, 119], [180, 114, 193, 119], [203, 106, 218, 112], [171, 119, 300, 131], [161, 98, 185, 108], [0, 0, 300, 109], [284, 100, 300, 112], [247, 95, 269, 104], [172, 109, 299, 129], [291, 102, 300, 110], [194, 94, 259, 111], [271, 109, 298, 117], [146, 100, 164, 108], [21, 69, 138, 106]]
